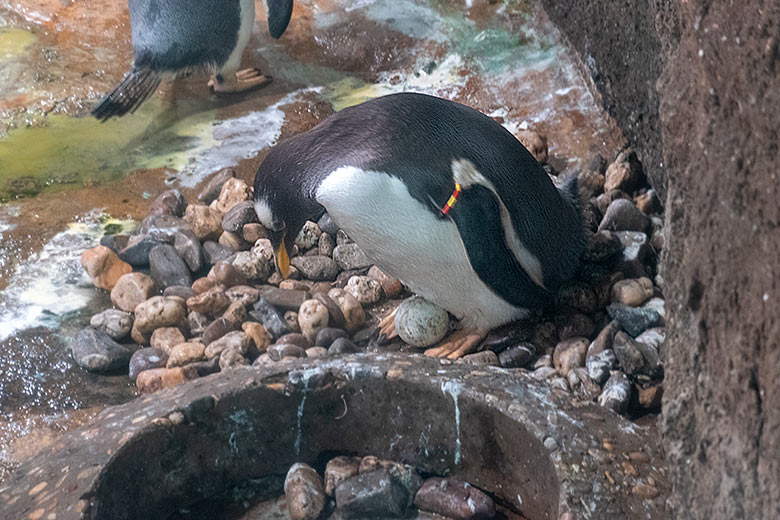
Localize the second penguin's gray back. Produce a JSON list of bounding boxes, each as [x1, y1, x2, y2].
[[129, 0, 242, 72]]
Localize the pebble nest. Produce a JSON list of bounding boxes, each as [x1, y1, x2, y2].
[[76, 140, 665, 420]]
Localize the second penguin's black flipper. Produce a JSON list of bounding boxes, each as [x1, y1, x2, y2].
[[266, 0, 294, 39], [448, 184, 552, 310]]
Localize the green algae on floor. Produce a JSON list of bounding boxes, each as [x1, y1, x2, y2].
[[0, 98, 217, 201], [0, 27, 36, 61]]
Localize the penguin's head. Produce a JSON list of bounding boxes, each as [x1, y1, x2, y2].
[[253, 197, 292, 278], [253, 164, 324, 279], [265, 0, 295, 39]]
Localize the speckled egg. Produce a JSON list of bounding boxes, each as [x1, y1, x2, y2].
[[394, 296, 449, 347]]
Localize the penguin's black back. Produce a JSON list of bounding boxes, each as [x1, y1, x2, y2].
[[129, 0, 241, 72], [256, 92, 584, 290]]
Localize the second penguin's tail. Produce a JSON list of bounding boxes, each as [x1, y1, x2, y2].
[[91, 67, 162, 122]]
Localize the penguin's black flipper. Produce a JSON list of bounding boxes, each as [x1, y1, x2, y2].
[[449, 184, 552, 310], [266, 0, 294, 39], [91, 67, 162, 122]]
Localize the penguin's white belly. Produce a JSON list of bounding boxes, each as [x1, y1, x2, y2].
[[315, 166, 528, 331], [221, 0, 256, 73]]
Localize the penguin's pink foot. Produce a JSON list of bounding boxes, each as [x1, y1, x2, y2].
[[208, 68, 273, 95], [424, 328, 486, 359], [378, 308, 398, 340]]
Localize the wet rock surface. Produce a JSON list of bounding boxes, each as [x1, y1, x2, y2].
[[3, 354, 671, 520], [71, 327, 133, 373]]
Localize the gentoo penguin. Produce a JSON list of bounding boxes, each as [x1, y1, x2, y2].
[[253, 93, 585, 357], [91, 0, 294, 121]]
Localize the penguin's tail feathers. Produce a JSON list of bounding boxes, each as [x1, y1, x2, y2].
[[555, 172, 589, 274], [91, 67, 162, 122], [556, 172, 584, 214]]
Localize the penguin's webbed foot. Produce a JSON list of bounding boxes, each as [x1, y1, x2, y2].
[[424, 328, 486, 359], [378, 308, 398, 341], [208, 69, 273, 96]]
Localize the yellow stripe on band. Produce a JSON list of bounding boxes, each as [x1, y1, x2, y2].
[[441, 183, 462, 215]]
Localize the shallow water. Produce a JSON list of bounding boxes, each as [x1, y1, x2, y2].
[[0, 0, 623, 482]]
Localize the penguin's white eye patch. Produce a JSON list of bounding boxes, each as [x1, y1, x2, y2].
[[253, 199, 276, 229]]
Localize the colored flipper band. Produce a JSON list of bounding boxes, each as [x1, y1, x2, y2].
[[441, 183, 462, 215]]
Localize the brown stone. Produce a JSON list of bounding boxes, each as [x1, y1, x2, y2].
[[110, 273, 158, 312], [204, 331, 251, 359], [184, 204, 223, 241], [555, 312, 595, 340], [225, 285, 260, 306], [186, 287, 230, 317], [218, 347, 249, 370], [284, 463, 325, 520], [135, 366, 198, 394], [635, 189, 662, 214], [192, 277, 219, 294], [297, 300, 329, 341], [218, 231, 249, 251], [604, 151, 642, 193], [611, 277, 654, 306], [553, 337, 589, 376], [222, 301, 247, 327], [150, 327, 186, 355], [214, 177, 252, 214], [279, 280, 312, 291], [637, 383, 663, 411], [368, 265, 403, 297], [414, 477, 495, 519], [313, 292, 346, 329], [324, 456, 361, 496], [242, 322, 271, 353], [166, 342, 206, 368], [81, 246, 132, 291], [327, 288, 365, 331], [242, 223, 268, 243], [198, 168, 235, 204], [132, 296, 187, 344], [515, 129, 548, 163]]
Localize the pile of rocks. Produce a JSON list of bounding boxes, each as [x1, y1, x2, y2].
[[75, 145, 665, 418], [283, 455, 494, 519], [77, 170, 408, 394], [539, 149, 666, 417]]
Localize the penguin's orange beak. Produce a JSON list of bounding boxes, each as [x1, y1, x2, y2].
[[275, 241, 290, 279]]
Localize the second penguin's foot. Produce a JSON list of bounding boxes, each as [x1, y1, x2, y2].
[[208, 69, 273, 95]]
